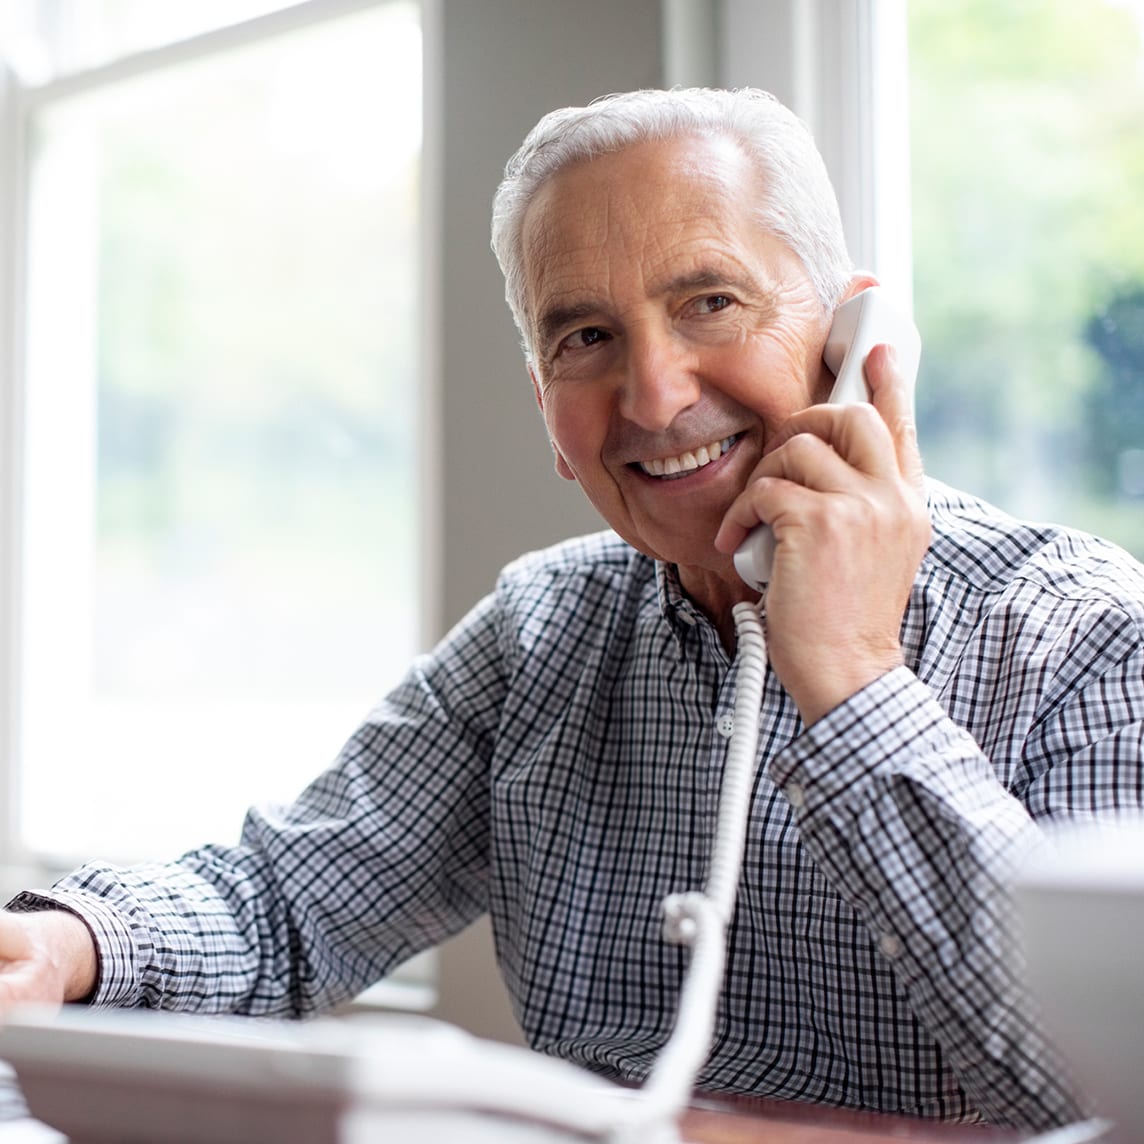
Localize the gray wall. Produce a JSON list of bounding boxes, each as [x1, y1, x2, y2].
[[433, 0, 663, 634], [427, 0, 665, 1043]]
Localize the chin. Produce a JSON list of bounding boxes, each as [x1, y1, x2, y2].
[[611, 518, 723, 574], [656, 543, 731, 580]]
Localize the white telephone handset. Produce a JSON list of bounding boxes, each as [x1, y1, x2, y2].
[[733, 286, 922, 591]]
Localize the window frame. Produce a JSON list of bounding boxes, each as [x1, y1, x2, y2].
[[0, 0, 429, 896], [0, 57, 31, 897], [717, 0, 911, 300]]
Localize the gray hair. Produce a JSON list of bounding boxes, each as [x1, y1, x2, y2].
[[491, 87, 854, 365]]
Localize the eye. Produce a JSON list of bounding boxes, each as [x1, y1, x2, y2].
[[696, 294, 734, 314], [557, 326, 611, 355]]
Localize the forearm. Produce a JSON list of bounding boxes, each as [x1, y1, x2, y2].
[[772, 668, 1086, 1129], [22, 840, 389, 1018], [32, 909, 98, 1001], [10, 855, 280, 1014]]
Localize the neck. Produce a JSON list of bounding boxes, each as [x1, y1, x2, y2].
[[677, 563, 761, 654]]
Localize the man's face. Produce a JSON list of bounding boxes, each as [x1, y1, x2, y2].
[[522, 134, 838, 584]]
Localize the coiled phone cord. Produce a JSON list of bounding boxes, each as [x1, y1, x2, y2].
[[621, 596, 768, 1135]]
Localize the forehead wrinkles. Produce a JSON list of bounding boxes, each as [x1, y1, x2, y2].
[[520, 136, 773, 359], [524, 179, 642, 292], [523, 174, 748, 331]]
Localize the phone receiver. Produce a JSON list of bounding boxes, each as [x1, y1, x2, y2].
[[732, 286, 922, 591]]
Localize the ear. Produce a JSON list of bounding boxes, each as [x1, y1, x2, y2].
[[838, 271, 880, 304], [529, 367, 577, 483]]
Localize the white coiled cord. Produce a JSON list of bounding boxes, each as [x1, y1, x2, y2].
[[616, 598, 767, 1138]]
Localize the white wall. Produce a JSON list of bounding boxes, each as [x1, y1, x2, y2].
[[431, 0, 663, 635]]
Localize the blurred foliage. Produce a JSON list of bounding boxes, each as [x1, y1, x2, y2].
[[909, 0, 1144, 553], [1084, 287, 1144, 494]]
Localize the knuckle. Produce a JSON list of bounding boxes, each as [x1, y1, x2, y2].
[[783, 432, 821, 464]]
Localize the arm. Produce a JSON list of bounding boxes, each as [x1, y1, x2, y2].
[[2, 594, 508, 1017], [770, 665, 1093, 1128], [770, 576, 1144, 1127], [718, 344, 1110, 1125]]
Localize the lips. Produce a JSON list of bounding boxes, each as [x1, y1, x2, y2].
[[635, 433, 742, 480]]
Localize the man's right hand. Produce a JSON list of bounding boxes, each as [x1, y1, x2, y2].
[[715, 343, 930, 725], [0, 909, 98, 1012]]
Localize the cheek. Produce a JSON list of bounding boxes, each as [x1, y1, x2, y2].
[[543, 389, 608, 468], [709, 336, 819, 414]]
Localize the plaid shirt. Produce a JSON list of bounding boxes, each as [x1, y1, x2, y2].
[[15, 479, 1144, 1129]]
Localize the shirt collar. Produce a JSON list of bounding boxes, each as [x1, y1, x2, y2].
[[655, 561, 704, 645]]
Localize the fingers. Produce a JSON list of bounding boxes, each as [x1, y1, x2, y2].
[[760, 400, 893, 477], [0, 964, 57, 1016], [716, 343, 924, 555], [863, 344, 925, 492], [765, 343, 920, 471], [715, 434, 850, 554]]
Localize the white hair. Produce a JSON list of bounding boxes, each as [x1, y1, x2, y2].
[[491, 87, 854, 364]]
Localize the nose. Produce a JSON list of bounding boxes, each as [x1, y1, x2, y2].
[[617, 327, 700, 431]]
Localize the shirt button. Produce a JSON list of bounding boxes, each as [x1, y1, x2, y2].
[[716, 714, 735, 738], [677, 610, 697, 626], [785, 782, 805, 808], [879, 933, 903, 959]]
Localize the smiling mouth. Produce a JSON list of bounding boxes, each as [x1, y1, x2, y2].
[[634, 433, 743, 480]]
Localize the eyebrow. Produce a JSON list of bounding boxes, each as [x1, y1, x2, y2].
[[652, 266, 765, 300], [658, 268, 737, 293], [532, 264, 771, 355], [535, 301, 603, 356]]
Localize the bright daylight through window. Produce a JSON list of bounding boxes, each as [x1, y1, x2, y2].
[[909, 0, 1144, 555], [9, 1, 422, 866]]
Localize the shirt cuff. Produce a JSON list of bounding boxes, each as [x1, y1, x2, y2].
[[768, 665, 965, 811], [6, 888, 139, 1008]]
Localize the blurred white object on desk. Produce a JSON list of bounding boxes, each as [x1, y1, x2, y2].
[[1016, 816, 1144, 1142], [0, 1063, 65, 1143]]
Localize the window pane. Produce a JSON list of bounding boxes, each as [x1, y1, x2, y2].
[[909, 0, 1144, 554], [21, 2, 421, 862], [5, 0, 299, 81]]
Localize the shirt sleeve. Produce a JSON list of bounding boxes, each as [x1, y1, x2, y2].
[[769, 663, 1102, 1130], [7, 593, 509, 1017]]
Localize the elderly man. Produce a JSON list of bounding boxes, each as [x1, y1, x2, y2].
[[2, 88, 1141, 1131]]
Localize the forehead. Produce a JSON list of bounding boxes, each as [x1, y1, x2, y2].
[[521, 135, 771, 316]]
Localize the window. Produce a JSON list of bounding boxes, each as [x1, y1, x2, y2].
[[3, 1, 422, 871], [908, 0, 1144, 554]]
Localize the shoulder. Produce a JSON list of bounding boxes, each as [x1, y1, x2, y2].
[[496, 529, 653, 605], [923, 478, 1144, 631], [493, 530, 657, 649]]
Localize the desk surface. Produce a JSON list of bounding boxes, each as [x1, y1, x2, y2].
[[0, 1048, 1029, 1144], [680, 1094, 1020, 1143]]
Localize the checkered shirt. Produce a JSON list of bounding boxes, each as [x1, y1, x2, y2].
[[14, 479, 1144, 1130]]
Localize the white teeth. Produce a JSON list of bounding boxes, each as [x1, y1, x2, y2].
[[638, 435, 737, 479]]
